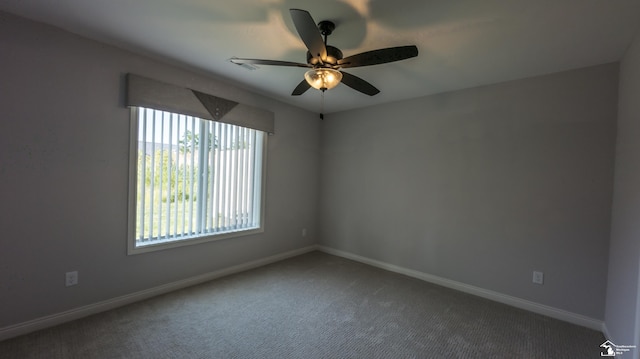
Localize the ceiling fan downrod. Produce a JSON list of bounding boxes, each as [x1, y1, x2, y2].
[[318, 20, 335, 45]]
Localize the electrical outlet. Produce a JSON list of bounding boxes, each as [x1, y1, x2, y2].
[[302, 228, 307, 237], [65, 271, 78, 287], [532, 271, 544, 285]]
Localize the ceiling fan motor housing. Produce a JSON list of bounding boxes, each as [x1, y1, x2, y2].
[[307, 45, 343, 67]]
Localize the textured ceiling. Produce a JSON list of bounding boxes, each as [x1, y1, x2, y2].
[[2, 0, 639, 113]]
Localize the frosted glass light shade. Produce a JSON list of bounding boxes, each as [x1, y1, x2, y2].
[[304, 68, 343, 91]]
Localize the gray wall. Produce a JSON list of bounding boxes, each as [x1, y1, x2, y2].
[[606, 30, 640, 351], [320, 64, 618, 319], [0, 12, 320, 328]]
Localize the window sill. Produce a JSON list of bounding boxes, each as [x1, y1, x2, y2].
[[127, 227, 264, 255]]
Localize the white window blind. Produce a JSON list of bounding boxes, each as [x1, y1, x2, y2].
[[130, 107, 265, 251]]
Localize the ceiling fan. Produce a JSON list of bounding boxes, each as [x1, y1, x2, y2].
[[231, 9, 419, 96]]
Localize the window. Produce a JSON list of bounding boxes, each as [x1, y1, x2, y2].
[[125, 74, 273, 254], [128, 107, 266, 253]]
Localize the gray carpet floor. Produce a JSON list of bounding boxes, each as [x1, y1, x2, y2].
[[0, 251, 605, 358]]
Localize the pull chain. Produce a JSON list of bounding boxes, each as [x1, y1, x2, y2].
[[320, 89, 325, 120]]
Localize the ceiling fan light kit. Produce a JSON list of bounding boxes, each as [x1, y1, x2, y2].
[[231, 9, 419, 98], [304, 68, 343, 91]]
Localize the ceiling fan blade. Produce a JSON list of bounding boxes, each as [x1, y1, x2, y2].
[[290, 9, 327, 62], [291, 79, 311, 96], [340, 71, 380, 96], [230, 57, 311, 68], [338, 45, 418, 68]]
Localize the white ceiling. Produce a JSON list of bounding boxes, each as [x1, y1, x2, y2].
[[2, 0, 639, 113]]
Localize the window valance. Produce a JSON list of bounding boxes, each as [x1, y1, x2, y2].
[[125, 74, 275, 134]]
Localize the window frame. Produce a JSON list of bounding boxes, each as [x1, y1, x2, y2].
[[126, 107, 268, 255]]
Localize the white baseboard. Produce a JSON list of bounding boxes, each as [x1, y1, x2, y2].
[[0, 245, 318, 341], [317, 245, 604, 332]]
